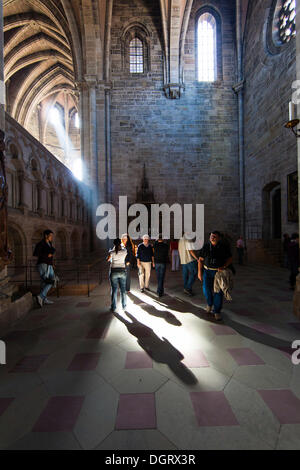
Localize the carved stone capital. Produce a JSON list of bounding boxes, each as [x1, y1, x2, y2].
[[232, 80, 245, 94], [163, 83, 185, 100]]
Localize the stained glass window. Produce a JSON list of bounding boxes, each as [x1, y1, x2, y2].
[[278, 0, 296, 44]]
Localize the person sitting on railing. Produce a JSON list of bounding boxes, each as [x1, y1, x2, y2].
[[33, 229, 56, 307]]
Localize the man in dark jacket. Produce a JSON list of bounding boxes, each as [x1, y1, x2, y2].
[[33, 229, 56, 307], [198, 231, 232, 321], [153, 236, 169, 297]]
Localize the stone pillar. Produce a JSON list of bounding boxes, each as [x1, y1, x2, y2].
[[293, 0, 300, 319], [233, 0, 246, 242]]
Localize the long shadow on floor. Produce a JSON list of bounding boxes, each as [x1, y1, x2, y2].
[[127, 292, 182, 326], [113, 311, 198, 385]]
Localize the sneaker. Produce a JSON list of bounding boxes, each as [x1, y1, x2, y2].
[[140, 288, 144, 293], [145, 287, 150, 291], [184, 289, 194, 297], [44, 298, 54, 305], [206, 305, 213, 313], [36, 295, 43, 308]]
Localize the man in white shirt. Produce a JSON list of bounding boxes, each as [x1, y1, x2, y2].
[[178, 233, 199, 296]]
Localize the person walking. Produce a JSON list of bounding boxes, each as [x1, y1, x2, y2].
[[288, 233, 299, 290], [33, 229, 56, 307], [198, 231, 233, 321], [107, 238, 127, 312], [153, 235, 169, 297], [178, 233, 198, 296], [236, 236, 245, 265], [121, 233, 135, 292], [170, 239, 180, 271], [136, 235, 154, 293]]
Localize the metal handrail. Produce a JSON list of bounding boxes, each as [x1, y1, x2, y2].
[[7, 257, 107, 297]]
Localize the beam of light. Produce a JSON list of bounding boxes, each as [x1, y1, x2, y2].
[[71, 158, 83, 181], [48, 106, 83, 181], [74, 112, 80, 129]]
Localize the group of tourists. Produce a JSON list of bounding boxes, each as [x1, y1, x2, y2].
[[107, 230, 233, 321]]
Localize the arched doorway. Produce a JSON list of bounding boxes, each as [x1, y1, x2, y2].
[[262, 182, 282, 240], [82, 231, 88, 256], [7, 224, 25, 274], [31, 229, 45, 257], [71, 230, 80, 259], [56, 231, 68, 260]]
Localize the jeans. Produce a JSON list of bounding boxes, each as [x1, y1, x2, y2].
[[202, 268, 223, 314], [155, 263, 166, 295], [182, 261, 197, 292], [110, 271, 127, 310], [38, 264, 55, 300]]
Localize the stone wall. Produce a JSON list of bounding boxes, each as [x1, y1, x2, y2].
[[107, 0, 240, 239], [243, 0, 297, 241], [4, 113, 92, 268]]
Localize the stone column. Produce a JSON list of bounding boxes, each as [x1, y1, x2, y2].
[[233, 0, 246, 242]]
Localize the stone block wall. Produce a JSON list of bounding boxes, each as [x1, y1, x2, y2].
[[243, 0, 297, 240], [107, 0, 240, 240]]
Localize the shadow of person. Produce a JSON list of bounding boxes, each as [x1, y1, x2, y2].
[[128, 291, 184, 323], [138, 303, 182, 326], [113, 311, 197, 385]]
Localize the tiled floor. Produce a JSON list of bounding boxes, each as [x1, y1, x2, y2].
[[0, 263, 299, 449]]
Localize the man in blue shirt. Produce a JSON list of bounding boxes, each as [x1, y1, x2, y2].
[[136, 234, 154, 292]]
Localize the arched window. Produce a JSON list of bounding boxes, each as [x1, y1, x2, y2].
[[197, 13, 217, 82], [121, 23, 151, 74], [129, 37, 144, 73]]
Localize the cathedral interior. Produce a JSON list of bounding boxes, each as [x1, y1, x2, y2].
[[0, 0, 300, 452]]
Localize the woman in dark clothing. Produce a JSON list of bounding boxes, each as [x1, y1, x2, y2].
[[121, 233, 135, 292]]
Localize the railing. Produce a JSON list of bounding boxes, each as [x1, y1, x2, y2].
[[7, 257, 107, 298]]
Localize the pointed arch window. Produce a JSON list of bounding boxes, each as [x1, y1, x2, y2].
[[197, 13, 217, 82], [130, 37, 144, 73]]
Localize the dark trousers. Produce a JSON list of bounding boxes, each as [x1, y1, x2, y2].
[[289, 261, 299, 288], [125, 265, 131, 291], [155, 263, 166, 295], [237, 247, 244, 265]]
